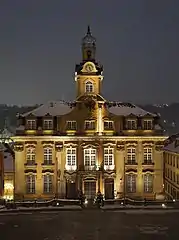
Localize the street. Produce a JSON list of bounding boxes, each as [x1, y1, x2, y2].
[[0, 210, 179, 239]]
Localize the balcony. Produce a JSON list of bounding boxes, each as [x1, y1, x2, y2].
[[104, 165, 115, 171], [65, 165, 77, 171]]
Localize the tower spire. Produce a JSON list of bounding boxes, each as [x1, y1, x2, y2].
[[87, 25, 91, 35]]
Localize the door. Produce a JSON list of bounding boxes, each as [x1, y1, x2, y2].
[[66, 181, 76, 199], [104, 178, 114, 199], [84, 181, 96, 199]]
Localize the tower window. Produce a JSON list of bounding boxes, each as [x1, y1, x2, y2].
[[85, 81, 93, 93]]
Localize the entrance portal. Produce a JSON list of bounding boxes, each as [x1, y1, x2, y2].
[[104, 178, 114, 199], [84, 180, 96, 200], [66, 181, 76, 199]]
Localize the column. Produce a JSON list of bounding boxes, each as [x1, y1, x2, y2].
[[55, 143, 64, 198]]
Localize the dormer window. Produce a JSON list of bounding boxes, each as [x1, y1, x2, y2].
[[143, 120, 153, 130], [127, 120, 136, 130], [26, 120, 36, 130], [85, 81, 93, 93], [85, 120, 95, 130], [67, 121, 77, 130], [43, 119, 53, 130], [104, 121, 113, 130]]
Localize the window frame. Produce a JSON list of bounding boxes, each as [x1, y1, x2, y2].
[[85, 81, 93, 93], [104, 121, 114, 130], [127, 148, 136, 164], [43, 147, 53, 165], [43, 119, 53, 130], [43, 174, 53, 194], [26, 175, 35, 194], [85, 120, 95, 130], [26, 119, 36, 130], [84, 148, 96, 169], [104, 148, 114, 170], [144, 174, 153, 193], [66, 121, 77, 130], [126, 174, 136, 193], [66, 147, 77, 171], [143, 147, 152, 164], [26, 147, 36, 165]]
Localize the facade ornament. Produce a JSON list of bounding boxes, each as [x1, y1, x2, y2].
[[14, 142, 24, 152], [55, 142, 63, 152]]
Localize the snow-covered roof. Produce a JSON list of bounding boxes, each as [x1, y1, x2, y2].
[[22, 101, 72, 117], [108, 102, 156, 117], [164, 137, 179, 154], [3, 151, 13, 172]]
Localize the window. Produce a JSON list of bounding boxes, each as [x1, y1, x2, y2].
[[43, 174, 53, 193], [66, 148, 76, 171], [26, 148, 36, 165], [44, 148, 53, 165], [104, 148, 114, 170], [66, 121, 77, 130], [26, 120, 36, 130], [127, 120, 136, 130], [85, 121, 95, 130], [126, 174, 136, 193], [104, 121, 113, 130], [43, 119, 53, 130], [84, 148, 96, 170], [144, 174, 153, 193], [85, 81, 93, 93], [143, 148, 152, 164], [26, 175, 35, 194], [127, 148, 136, 164], [143, 120, 153, 130]]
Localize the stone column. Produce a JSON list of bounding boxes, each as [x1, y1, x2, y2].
[[55, 142, 64, 198], [116, 142, 125, 198]]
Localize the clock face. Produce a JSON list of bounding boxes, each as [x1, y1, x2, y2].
[[85, 64, 94, 72]]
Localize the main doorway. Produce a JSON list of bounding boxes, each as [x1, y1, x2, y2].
[[84, 180, 96, 200], [66, 180, 76, 199], [104, 178, 114, 199]]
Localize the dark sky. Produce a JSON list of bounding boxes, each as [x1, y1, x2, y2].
[[1, 0, 179, 105]]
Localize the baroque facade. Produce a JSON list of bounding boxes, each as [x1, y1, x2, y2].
[[13, 27, 167, 201], [163, 134, 179, 200]]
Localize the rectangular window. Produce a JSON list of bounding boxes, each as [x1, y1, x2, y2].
[[85, 121, 95, 130], [144, 174, 153, 193], [26, 175, 35, 194], [143, 120, 153, 130], [44, 148, 53, 165], [43, 119, 53, 130], [126, 174, 136, 193], [26, 120, 36, 130], [143, 148, 152, 164], [66, 148, 76, 171], [104, 148, 114, 170], [66, 121, 77, 130], [127, 148, 136, 164], [127, 120, 136, 130], [84, 148, 96, 170], [26, 148, 36, 165], [43, 174, 53, 193], [104, 121, 114, 130]]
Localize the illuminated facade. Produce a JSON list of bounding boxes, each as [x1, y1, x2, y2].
[[163, 135, 179, 200], [13, 27, 166, 201]]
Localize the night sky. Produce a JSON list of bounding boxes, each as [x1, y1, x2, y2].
[[1, 0, 179, 105]]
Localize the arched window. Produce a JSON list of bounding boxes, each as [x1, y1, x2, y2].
[[85, 81, 93, 93]]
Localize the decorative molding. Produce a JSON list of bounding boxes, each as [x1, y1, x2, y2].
[[24, 169, 37, 174], [103, 142, 116, 147], [155, 145, 164, 152], [142, 141, 154, 145], [55, 142, 63, 151], [126, 141, 138, 146], [116, 141, 125, 151], [64, 141, 78, 147], [81, 142, 100, 149], [42, 169, 54, 174], [42, 141, 54, 145], [14, 142, 24, 152], [25, 141, 37, 145]]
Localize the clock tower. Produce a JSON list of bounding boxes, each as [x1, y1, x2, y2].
[[75, 26, 103, 99]]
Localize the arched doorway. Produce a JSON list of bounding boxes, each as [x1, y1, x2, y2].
[[104, 178, 114, 199]]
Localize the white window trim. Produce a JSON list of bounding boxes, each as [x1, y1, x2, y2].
[[65, 147, 77, 171], [26, 120, 36, 130], [143, 120, 153, 130], [43, 119, 53, 130], [104, 147, 114, 170], [26, 148, 36, 164], [44, 148, 53, 164], [66, 121, 77, 130], [43, 174, 53, 193], [84, 148, 96, 170], [127, 148, 136, 164], [104, 121, 114, 130], [85, 80, 94, 93], [85, 120, 95, 130], [26, 175, 35, 194], [143, 148, 152, 164], [127, 120, 136, 130]]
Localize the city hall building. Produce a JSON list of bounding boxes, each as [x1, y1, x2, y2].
[[13, 27, 166, 201]]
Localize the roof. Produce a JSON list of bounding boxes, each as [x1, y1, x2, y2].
[[164, 138, 179, 154], [108, 102, 156, 117], [22, 101, 72, 117]]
